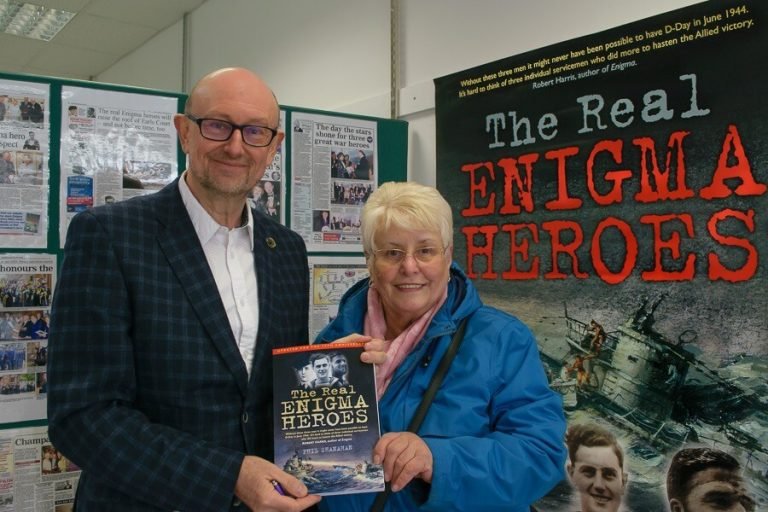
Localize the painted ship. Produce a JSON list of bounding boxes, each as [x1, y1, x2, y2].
[[539, 293, 768, 504]]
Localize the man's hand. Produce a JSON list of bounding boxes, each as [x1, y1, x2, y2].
[[234, 456, 321, 511], [373, 432, 433, 492]]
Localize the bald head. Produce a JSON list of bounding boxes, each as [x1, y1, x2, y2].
[[174, 67, 284, 227], [185, 68, 280, 124]]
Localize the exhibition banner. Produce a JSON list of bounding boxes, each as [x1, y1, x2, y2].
[[435, 2, 766, 510]]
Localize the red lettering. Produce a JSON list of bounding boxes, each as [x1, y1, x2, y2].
[[541, 220, 588, 279], [640, 214, 695, 281], [700, 125, 767, 199], [461, 225, 498, 279], [587, 139, 633, 206], [461, 162, 496, 216], [544, 146, 582, 211], [501, 223, 539, 279], [633, 131, 695, 202], [498, 153, 539, 214], [707, 209, 757, 282], [591, 217, 638, 285]]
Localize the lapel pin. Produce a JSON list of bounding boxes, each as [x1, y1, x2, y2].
[[266, 237, 277, 249]]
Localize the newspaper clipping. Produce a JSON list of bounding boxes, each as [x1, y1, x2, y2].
[[0, 79, 50, 249], [291, 113, 377, 252], [308, 257, 368, 341], [249, 110, 286, 224], [0, 426, 80, 512], [59, 86, 178, 247], [0, 253, 55, 423]]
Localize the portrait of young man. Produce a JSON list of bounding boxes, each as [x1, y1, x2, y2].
[[565, 423, 628, 512], [666, 447, 755, 512]]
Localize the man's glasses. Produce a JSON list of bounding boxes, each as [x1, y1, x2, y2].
[[373, 246, 446, 266], [186, 114, 278, 147]]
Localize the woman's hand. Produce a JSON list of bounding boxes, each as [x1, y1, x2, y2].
[[361, 337, 389, 365], [329, 333, 390, 365], [373, 432, 433, 491]]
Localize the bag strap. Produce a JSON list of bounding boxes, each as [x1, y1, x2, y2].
[[370, 315, 470, 512]]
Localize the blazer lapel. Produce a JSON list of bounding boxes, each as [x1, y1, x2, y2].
[[154, 181, 249, 396], [250, 219, 279, 380]]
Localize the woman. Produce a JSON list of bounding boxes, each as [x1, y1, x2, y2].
[[6, 98, 21, 121], [315, 182, 566, 511], [343, 153, 356, 179]]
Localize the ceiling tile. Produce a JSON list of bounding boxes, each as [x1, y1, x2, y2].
[[0, 0, 205, 79], [52, 13, 156, 55], [83, 0, 205, 29], [25, 44, 118, 79], [0, 35, 47, 67], [26, 0, 91, 12]]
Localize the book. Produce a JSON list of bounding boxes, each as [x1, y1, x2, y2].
[[272, 342, 385, 496]]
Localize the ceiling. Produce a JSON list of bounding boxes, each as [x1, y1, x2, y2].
[[0, 0, 206, 80]]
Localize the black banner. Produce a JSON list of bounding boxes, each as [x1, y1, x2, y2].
[[435, 1, 766, 510]]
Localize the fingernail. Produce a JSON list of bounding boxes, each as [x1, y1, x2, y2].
[[391, 484, 400, 492], [373, 455, 380, 465]]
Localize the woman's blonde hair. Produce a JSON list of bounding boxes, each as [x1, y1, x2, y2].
[[361, 181, 453, 255]]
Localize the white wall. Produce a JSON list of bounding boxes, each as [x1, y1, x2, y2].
[[97, 20, 185, 92], [96, 0, 703, 185], [183, 0, 391, 112]]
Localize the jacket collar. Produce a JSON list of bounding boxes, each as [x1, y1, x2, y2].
[[153, 179, 251, 395]]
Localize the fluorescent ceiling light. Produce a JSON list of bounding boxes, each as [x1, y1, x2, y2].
[[0, 0, 76, 41]]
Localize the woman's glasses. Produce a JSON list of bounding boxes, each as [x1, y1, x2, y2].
[[373, 246, 446, 266]]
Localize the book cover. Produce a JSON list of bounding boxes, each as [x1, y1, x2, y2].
[[272, 342, 385, 496]]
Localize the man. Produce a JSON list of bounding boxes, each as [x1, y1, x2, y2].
[[0, 313, 15, 340], [0, 151, 15, 184], [17, 314, 32, 338], [308, 353, 338, 388], [588, 320, 606, 355], [23, 131, 40, 150], [571, 354, 589, 388], [566, 423, 628, 512], [330, 151, 338, 177], [355, 150, 370, 180], [294, 361, 316, 389], [666, 447, 755, 512], [330, 352, 349, 385], [19, 98, 30, 122], [30, 100, 43, 123], [48, 68, 320, 512]]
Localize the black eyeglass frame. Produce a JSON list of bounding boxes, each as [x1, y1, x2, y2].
[[185, 114, 279, 147]]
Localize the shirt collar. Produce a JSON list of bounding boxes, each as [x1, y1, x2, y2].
[[178, 171, 255, 250]]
